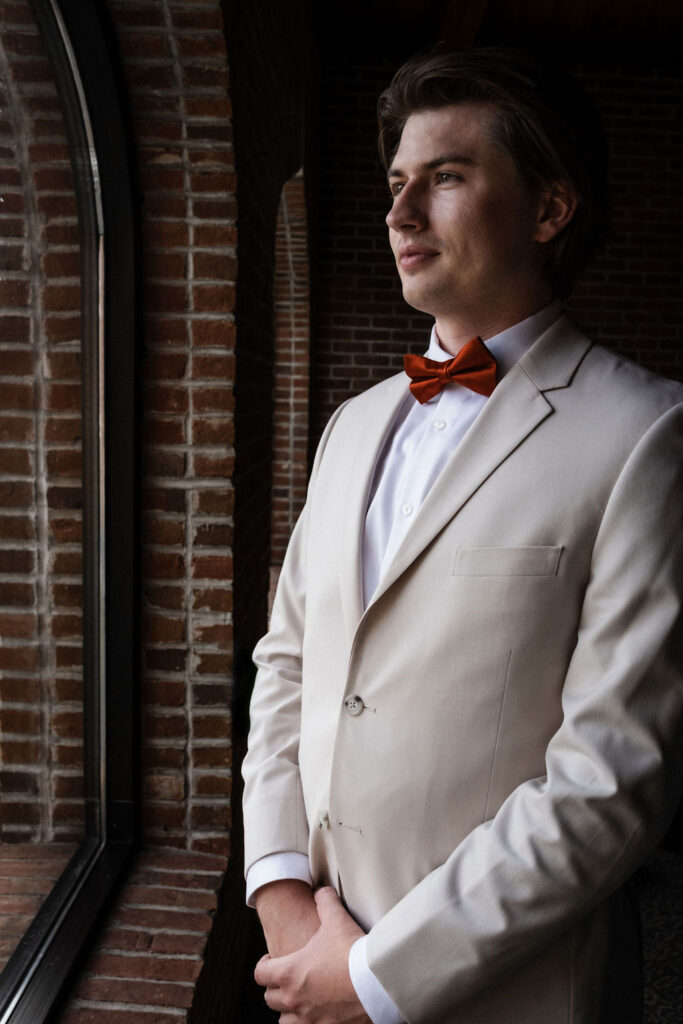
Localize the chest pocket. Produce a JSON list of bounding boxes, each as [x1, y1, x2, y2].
[[452, 545, 563, 577]]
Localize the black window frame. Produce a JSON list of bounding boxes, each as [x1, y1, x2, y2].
[[0, 1, 138, 1021]]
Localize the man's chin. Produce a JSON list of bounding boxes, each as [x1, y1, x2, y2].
[[400, 281, 441, 316]]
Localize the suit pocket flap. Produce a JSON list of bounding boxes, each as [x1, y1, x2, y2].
[[452, 545, 563, 577]]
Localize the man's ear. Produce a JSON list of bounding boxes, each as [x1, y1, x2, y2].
[[535, 183, 577, 243]]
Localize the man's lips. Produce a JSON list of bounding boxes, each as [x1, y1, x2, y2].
[[398, 245, 439, 270]]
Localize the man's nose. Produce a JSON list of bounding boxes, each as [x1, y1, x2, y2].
[[386, 184, 426, 232]]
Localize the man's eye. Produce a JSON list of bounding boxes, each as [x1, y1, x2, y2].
[[436, 171, 461, 183], [389, 182, 405, 197]]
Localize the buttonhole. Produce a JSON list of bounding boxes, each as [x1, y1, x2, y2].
[[337, 820, 363, 835]]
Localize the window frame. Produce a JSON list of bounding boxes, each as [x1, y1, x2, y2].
[[0, 1, 138, 1020]]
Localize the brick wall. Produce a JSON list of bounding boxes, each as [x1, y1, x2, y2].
[[310, 55, 683, 445], [0, 0, 84, 845], [270, 168, 310, 597], [109, 0, 235, 858]]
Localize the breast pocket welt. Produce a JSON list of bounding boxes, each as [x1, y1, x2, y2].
[[452, 545, 564, 577]]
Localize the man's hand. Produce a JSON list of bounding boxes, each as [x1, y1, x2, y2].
[[255, 886, 371, 1024], [255, 879, 321, 957]]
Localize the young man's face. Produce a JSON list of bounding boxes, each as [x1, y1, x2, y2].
[[386, 102, 551, 330]]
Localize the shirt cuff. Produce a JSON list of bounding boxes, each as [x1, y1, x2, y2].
[[245, 852, 313, 907], [349, 935, 403, 1024]]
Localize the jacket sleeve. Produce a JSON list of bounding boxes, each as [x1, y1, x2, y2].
[[242, 402, 350, 875], [366, 403, 683, 1022]]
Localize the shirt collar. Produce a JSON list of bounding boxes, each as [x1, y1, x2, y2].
[[425, 301, 562, 379]]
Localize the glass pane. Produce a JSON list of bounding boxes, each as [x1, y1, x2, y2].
[[0, 0, 82, 972]]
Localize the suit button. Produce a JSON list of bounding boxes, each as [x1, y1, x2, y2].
[[343, 694, 364, 717], [317, 812, 330, 830]]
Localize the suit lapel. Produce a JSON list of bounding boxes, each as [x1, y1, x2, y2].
[[338, 372, 409, 637], [366, 318, 593, 612]]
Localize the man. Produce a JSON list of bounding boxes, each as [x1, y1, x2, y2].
[[242, 48, 683, 1023]]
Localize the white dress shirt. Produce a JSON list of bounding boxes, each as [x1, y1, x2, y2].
[[247, 303, 562, 1023]]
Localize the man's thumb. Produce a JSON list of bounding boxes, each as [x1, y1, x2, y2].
[[313, 885, 342, 921]]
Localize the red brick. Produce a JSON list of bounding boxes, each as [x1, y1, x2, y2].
[[0, 703, 39, 730], [44, 315, 81, 342], [191, 745, 230, 768], [47, 449, 82, 477], [143, 773, 185, 801], [144, 713, 187, 741], [144, 448, 186, 478], [143, 487, 186, 513], [193, 453, 233, 477], [190, 803, 230, 828], [192, 773, 231, 798], [0, 415, 34, 442], [42, 252, 81, 278], [142, 677, 185, 707], [42, 285, 80, 313], [88, 949, 202, 983], [51, 613, 82, 639], [192, 622, 232, 646], [0, 612, 35, 639], [58, 1009, 181, 1024], [0, 448, 31, 474], [0, 381, 34, 411], [45, 417, 81, 442], [147, 282, 187, 313], [0, 646, 39, 672], [119, 883, 216, 914], [193, 488, 234, 514], [193, 224, 237, 248], [145, 386, 189, 414], [191, 416, 234, 445], [192, 283, 235, 313], [143, 551, 185, 580], [150, 931, 208, 955], [191, 555, 232, 579], [74, 976, 194, 1009], [144, 585, 185, 610], [191, 710, 230, 736], [191, 353, 234, 378], [142, 614, 185, 644], [191, 318, 235, 347], [0, 348, 32, 374], [49, 518, 82, 543], [142, 517, 185, 546], [143, 417, 186, 445], [0, 515, 34, 540], [52, 711, 82, 739], [191, 587, 232, 613], [54, 677, 82, 702], [144, 352, 188, 381], [50, 550, 82, 574], [185, 97, 232, 119], [0, 580, 34, 606]]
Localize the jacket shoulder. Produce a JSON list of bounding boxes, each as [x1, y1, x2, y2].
[[576, 342, 683, 437]]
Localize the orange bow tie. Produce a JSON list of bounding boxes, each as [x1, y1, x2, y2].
[[403, 336, 498, 404]]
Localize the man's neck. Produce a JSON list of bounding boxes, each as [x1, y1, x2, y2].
[[433, 289, 555, 356]]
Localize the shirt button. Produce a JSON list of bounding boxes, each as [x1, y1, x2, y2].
[[317, 812, 330, 830], [401, 503, 413, 517], [343, 694, 364, 717], [433, 419, 447, 431]]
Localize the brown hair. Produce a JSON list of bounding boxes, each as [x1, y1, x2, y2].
[[378, 47, 610, 298]]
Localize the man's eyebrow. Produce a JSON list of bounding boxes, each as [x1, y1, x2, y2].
[[387, 153, 476, 178]]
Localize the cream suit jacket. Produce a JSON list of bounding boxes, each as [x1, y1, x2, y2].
[[242, 316, 683, 1024]]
